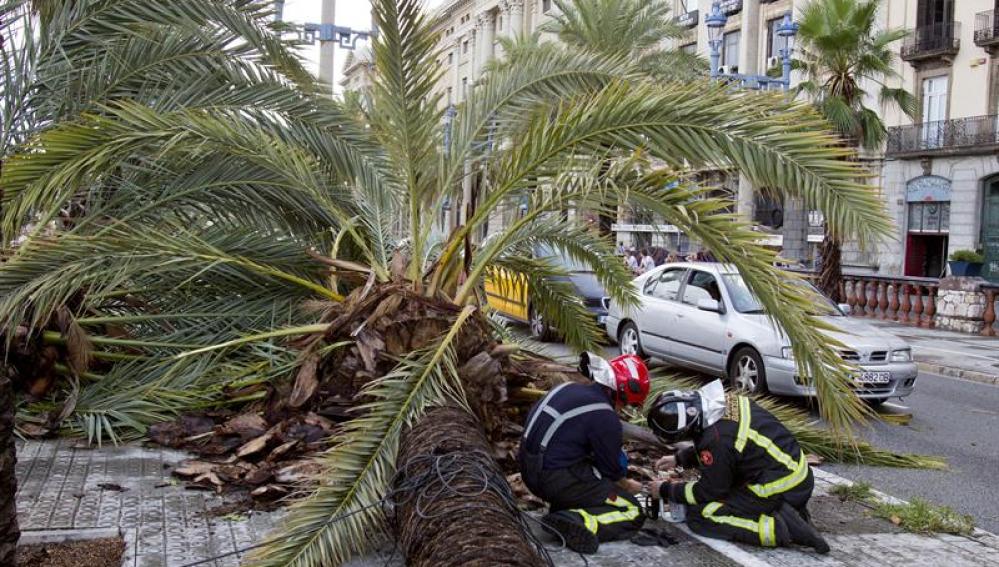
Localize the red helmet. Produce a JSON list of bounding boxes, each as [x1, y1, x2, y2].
[[579, 352, 651, 406]]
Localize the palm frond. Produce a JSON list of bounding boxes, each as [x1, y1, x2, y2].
[[368, 0, 445, 280], [248, 307, 474, 567]]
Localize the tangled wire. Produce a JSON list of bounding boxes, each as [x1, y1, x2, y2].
[[392, 407, 554, 567]]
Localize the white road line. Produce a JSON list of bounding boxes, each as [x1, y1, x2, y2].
[[913, 345, 999, 361]]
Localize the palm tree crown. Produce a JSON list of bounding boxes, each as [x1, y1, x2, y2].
[[544, 0, 706, 80], [794, 0, 916, 150]]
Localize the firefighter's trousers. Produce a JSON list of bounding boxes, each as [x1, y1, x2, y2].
[[536, 461, 645, 543], [686, 473, 813, 548]]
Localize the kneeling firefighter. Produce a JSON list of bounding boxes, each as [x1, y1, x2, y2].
[[647, 380, 830, 554], [518, 352, 650, 554]]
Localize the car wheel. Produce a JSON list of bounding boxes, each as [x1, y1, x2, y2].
[[728, 347, 768, 395], [529, 305, 555, 342], [618, 322, 646, 358]]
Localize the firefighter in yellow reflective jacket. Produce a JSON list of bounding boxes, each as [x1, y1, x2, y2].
[[647, 380, 830, 554]]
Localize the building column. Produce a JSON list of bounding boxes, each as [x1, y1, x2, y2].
[[478, 11, 496, 69], [738, 0, 760, 76], [782, 198, 809, 263], [451, 37, 462, 102], [469, 27, 479, 80], [737, 174, 755, 223], [506, 0, 524, 39]]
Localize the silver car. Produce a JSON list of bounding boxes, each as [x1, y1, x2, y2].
[[604, 262, 918, 405]]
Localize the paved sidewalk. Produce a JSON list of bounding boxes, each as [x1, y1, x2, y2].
[[15, 439, 999, 566], [867, 319, 999, 384], [15, 438, 280, 567]]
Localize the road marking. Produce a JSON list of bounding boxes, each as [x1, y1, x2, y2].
[[920, 369, 999, 387], [914, 345, 999, 362]]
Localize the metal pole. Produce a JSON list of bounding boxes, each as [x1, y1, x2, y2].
[[274, 0, 285, 22], [319, 0, 337, 91], [781, 47, 791, 91], [709, 42, 720, 79]]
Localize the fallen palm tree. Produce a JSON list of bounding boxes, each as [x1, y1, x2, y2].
[[393, 406, 548, 566], [0, 0, 918, 565]]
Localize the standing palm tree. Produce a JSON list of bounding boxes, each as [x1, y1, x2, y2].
[[1, 0, 900, 564], [545, 0, 705, 81], [540, 0, 706, 236], [794, 0, 916, 301]]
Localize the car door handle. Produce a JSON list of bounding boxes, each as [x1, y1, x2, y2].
[[676, 314, 684, 318]]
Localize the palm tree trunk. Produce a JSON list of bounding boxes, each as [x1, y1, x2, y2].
[[817, 227, 843, 304], [393, 406, 544, 567], [0, 365, 19, 566]]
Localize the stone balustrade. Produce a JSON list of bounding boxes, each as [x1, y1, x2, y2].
[[838, 274, 999, 335]]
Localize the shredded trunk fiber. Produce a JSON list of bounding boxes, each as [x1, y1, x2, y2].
[[392, 406, 548, 567], [0, 365, 19, 566]]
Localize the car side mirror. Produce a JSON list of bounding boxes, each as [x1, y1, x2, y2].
[[697, 299, 724, 314], [838, 303, 852, 315]]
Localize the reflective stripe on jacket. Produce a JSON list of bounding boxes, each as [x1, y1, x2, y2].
[[669, 396, 810, 505]]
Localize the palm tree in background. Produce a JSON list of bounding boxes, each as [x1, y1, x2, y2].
[[545, 0, 705, 81], [1, 0, 903, 564], [793, 0, 915, 301], [540, 0, 707, 236]]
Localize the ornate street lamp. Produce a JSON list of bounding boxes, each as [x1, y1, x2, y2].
[[776, 13, 800, 88], [706, 1, 798, 91], [705, 3, 728, 79]]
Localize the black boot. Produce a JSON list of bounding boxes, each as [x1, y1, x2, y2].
[[542, 511, 600, 554], [778, 503, 830, 554]]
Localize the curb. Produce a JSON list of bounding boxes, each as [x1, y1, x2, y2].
[[917, 362, 999, 386], [19, 527, 122, 546]]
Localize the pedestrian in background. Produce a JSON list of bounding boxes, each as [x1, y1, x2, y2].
[[640, 249, 656, 274], [625, 250, 639, 273]]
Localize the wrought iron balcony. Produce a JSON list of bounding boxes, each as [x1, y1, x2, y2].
[[886, 114, 999, 157], [975, 10, 999, 50], [901, 22, 960, 63]]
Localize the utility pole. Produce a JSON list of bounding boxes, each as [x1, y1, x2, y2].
[[319, 0, 337, 89]]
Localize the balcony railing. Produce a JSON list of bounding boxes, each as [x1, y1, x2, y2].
[[886, 114, 999, 157], [975, 10, 999, 48], [901, 21, 960, 62]]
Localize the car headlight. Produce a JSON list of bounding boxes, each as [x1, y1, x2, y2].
[[781, 347, 795, 360], [891, 349, 912, 362]]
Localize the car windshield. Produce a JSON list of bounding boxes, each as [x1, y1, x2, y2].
[[721, 274, 843, 316], [535, 245, 592, 272]]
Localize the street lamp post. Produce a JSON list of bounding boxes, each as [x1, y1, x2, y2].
[[705, 3, 726, 80], [282, 0, 377, 93], [776, 13, 800, 88], [706, 2, 798, 91]]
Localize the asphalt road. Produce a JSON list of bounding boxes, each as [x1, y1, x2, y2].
[[825, 371, 999, 534], [523, 335, 999, 533]]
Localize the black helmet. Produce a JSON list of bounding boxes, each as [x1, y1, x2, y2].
[[647, 390, 704, 443]]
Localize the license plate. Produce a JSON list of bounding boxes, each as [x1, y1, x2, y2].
[[855, 371, 891, 385]]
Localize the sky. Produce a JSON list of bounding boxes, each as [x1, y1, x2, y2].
[[281, 0, 446, 91]]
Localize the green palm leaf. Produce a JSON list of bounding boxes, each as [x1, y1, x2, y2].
[[247, 307, 474, 567]]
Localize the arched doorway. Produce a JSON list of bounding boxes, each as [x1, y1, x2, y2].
[[903, 175, 951, 278], [982, 175, 999, 282]]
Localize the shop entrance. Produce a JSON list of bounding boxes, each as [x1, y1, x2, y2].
[[905, 233, 948, 278], [903, 176, 951, 278]]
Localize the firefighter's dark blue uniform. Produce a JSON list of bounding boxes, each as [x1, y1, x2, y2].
[[663, 395, 814, 547], [518, 382, 644, 542]]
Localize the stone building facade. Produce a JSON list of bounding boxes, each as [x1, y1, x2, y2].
[[342, 0, 999, 278], [664, 0, 999, 279]]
